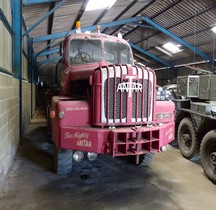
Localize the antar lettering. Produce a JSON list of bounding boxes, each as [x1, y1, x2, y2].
[[117, 75, 142, 97], [77, 140, 92, 147]]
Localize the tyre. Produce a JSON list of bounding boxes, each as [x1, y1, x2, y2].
[[200, 130, 216, 184], [133, 152, 155, 166], [177, 118, 199, 160], [54, 145, 73, 175]]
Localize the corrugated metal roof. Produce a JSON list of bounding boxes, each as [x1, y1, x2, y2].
[[22, 0, 216, 70]]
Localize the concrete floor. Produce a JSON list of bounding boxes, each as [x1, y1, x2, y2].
[[0, 111, 215, 210]]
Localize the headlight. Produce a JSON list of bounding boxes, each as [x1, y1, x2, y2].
[[87, 152, 98, 161], [73, 151, 84, 162], [156, 112, 172, 119]]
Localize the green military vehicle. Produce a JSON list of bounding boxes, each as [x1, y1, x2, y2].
[[173, 74, 216, 183]]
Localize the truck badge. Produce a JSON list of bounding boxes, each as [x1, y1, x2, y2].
[[117, 75, 142, 97]]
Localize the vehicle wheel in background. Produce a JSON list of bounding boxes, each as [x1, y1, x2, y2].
[[200, 130, 216, 184], [177, 118, 199, 160]]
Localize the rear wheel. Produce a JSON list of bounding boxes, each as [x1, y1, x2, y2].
[[200, 130, 216, 184], [54, 145, 73, 175], [177, 118, 199, 160]]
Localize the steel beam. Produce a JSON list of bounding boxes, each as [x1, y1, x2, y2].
[[110, 0, 156, 35], [22, 0, 65, 37], [36, 40, 62, 58], [145, 26, 213, 53], [22, 0, 58, 5], [143, 17, 214, 63], [12, 0, 22, 78], [11, 0, 23, 142], [122, 0, 183, 37], [136, 4, 216, 45], [27, 38, 33, 81], [0, 9, 14, 35], [129, 42, 173, 68], [38, 56, 61, 66], [33, 16, 147, 43], [35, 48, 60, 57], [102, 0, 138, 34]]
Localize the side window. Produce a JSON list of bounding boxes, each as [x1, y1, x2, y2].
[[104, 41, 133, 65], [120, 49, 129, 64]]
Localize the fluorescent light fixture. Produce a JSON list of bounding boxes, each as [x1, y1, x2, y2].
[[85, 0, 116, 11], [134, 53, 150, 62], [155, 46, 173, 57], [211, 26, 216, 33], [163, 42, 182, 53]]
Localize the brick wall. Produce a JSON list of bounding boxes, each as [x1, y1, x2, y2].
[[22, 82, 32, 132], [0, 0, 36, 187], [0, 75, 36, 187], [0, 74, 19, 186]]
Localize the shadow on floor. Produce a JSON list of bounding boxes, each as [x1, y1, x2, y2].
[[19, 124, 54, 173]]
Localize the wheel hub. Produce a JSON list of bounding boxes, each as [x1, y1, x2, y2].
[[182, 134, 191, 146], [210, 152, 216, 166]]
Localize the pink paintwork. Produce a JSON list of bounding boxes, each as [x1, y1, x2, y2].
[[50, 32, 175, 158]]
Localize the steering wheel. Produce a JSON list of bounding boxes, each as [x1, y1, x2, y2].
[[74, 52, 92, 62]]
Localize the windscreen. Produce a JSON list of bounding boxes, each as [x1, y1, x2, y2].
[[104, 41, 133, 65], [70, 39, 102, 65]]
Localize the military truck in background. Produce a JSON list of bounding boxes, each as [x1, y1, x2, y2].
[[173, 74, 216, 183]]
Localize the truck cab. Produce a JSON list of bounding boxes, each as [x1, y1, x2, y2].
[[59, 33, 133, 96]]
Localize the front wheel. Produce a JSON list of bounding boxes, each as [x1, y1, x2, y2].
[[200, 130, 216, 184], [54, 145, 73, 175], [177, 118, 199, 160]]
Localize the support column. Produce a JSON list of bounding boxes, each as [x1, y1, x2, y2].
[[11, 0, 22, 143]]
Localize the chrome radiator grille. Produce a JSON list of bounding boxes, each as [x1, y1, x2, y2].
[[104, 78, 127, 120], [100, 65, 155, 125]]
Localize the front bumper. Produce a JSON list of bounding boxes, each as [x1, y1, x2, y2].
[[57, 122, 175, 156]]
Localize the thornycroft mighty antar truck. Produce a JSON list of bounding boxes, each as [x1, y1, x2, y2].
[[49, 26, 175, 175]]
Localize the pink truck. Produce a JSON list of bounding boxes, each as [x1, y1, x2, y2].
[[49, 31, 175, 175]]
